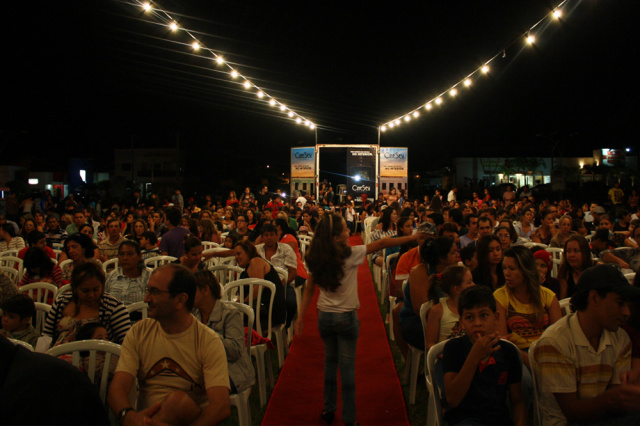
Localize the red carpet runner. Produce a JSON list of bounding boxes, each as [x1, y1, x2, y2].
[[261, 236, 409, 426]]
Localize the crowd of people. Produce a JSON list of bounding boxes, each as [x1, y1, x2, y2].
[[2, 181, 640, 425]]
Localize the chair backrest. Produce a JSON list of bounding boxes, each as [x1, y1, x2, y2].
[[273, 266, 288, 285], [58, 259, 74, 275], [222, 278, 275, 339], [0, 265, 20, 284], [33, 302, 52, 334], [426, 340, 447, 426], [46, 340, 122, 404], [528, 339, 542, 426], [52, 243, 64, 250], [56, 284, 72, 300], [203, 248, 233, 267], [523, 242, 547, 250], [1, 249, 20, 258], [624, 272, 636, 285], [544, 247, 564, 260], [102, 257, 119, 273], [558, 297, 571, 316], [9, 338, 35, 351], [52, 249, 63, 261], [126, 301, 149, 320], [227, 301, 254, 356], [419, 300, 434, 351], [208, 265, 244, 286], [202, 241, 219, 251], [0, 256, 23, 281], [384, 252, 400, 273], [143, 255, 177, 269], [298, 235, 312, 258], [19, 282, 59, 304]]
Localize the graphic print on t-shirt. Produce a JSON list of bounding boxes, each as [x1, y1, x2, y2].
[[143, 357, 202, 390]]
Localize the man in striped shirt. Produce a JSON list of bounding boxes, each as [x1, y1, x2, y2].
[[533, 265, 640, 426]]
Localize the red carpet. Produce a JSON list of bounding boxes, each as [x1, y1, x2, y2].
[[262, 236, 409, 426]]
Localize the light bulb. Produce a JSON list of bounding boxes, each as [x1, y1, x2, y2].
[[169, 22, 178, 31], [230, 70, 238, 78], [243, 80, 251, 89], [381, 126, 387, 132], [482, 65, 490, 73], [435, 97, 443, 105], [192, 41, 200, 50], [464, 79, 472, 87], [450, 88, 457, 97], [216, 56, 224, 64]]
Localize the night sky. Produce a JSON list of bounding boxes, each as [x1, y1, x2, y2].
[[3, 0, 638, 184]]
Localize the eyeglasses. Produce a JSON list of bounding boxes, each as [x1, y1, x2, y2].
[[496, 234, 511, 239], [145, 288, 171, 296]]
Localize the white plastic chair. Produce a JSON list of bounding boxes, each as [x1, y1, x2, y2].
[[403, 300, 432, 405], [0, 249, 20, 258], [33, 302, 52, 334], [203, 248, 234, 268], [389, 279, 408, 341], [624, 272, 636, 285], [53, 249, 63, 261], [202, 241, 220, 251], [102, 257, 119, 273], [143, 255, 177, 269], [372, 248, 384, 293], [0, 256, 23, 281], [0, 265, 20, 284], [18, 282, 59, 304], [208, 265, 244, 286], [381, 252, 399, 305], [46, 340, 122, 405], [58, 259, 73, 278], [223, 278, 276, 408], [56, 284, 72, 300], [9, 338, 35, 351], [545, 247, 563, 279], [528, 339, 542, 426], [559, 297, 572, 316], [227, 302, 254, 426], [298, 235, 312, 261], [126, 301, 149, 320], [425, 338, 521, 426]]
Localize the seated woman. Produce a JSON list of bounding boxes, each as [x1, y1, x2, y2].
[[495, 245, 561, 367], [18, 246, 63, 293], [125, 219, 148, 244], [624, 221, 640, 248], [77, 224, 102, 259], [371, 207, 398, 267], [0, 223, 26, 252], [472, 234, 505, 291], [43, 260, 130, 346], [174, 236, 207, 273], [199, 218, 221, 245], [549, 215, 577, 248], [192, 270, 255, 394], [495, 226, 515, 253], [557, 234, 593, 300], [531, 208, 558, 245], [398, 237, 459, 359], [424, 265, 474, 352], [60, 233, 103, 282], [234, 239, 286, 328], [105, 240, 151, 307], [513, 208, 536, 240]]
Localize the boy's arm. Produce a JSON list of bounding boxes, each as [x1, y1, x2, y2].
[[445, 333, 501, 408], [508, 382, 526, 426]]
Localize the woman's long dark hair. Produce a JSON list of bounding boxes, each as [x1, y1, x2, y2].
[[305, 212, 352, 292], [472, 234, 505, 291]]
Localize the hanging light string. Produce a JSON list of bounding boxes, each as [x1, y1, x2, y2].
[[131, 0, 316, 130], [379, 1, 569, 133]]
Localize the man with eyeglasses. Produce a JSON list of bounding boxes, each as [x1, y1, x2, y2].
[[228, 213, 250, 241], [108, 264, 230, 426]]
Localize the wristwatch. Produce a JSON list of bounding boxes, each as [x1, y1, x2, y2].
[[117, 407, 134, 425]]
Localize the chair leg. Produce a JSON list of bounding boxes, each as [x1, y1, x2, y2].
[[235, 391, 251, 426], [265, 350, 275, 389], [388, 296, 396, 341], [402, 347, 413, 385], [276, 328, 286, 368], [409, 351, 423, 405], [252, 350, 267, 407]]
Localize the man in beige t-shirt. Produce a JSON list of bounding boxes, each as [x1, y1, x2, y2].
[[108, 264, 230, 426]]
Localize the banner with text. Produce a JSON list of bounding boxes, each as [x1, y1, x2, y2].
[[291, 147, 315, 178], [380, 147, 408, 177], [347, 146, 377, 202]]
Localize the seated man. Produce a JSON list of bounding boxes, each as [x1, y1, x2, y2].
[[108, 264, 230, 426], [139, 231, 161, 260], [443, 286, 525, 426], [533, 264, 640, 426], [43, 213, 67, 247]]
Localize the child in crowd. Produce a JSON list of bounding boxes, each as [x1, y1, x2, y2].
[[532, 249, 560, 296], [139, 231, 161, 260], [0, 294, 39, 347], [443, 286, 525, 426], [424, 265, 474, 352], [74, 322, 119, 389], [460, 246, 477, 270]]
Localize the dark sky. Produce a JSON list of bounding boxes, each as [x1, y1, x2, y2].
[[3, 0, 638, 180]]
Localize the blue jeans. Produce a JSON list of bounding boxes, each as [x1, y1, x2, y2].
[[318, 310, 359, 424]]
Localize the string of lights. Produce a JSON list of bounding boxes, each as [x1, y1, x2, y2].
[[129, 0, 317, 130], [379, 1, 568, 133]]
